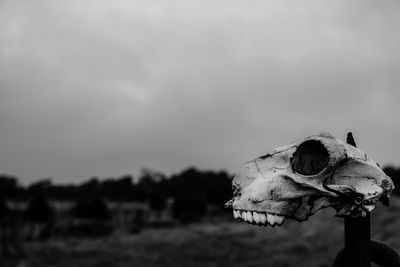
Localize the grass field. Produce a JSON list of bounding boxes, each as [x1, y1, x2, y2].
[[6, 197, 400, 267]]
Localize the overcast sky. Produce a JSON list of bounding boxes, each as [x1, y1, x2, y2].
[[1, 0, 400, 184]]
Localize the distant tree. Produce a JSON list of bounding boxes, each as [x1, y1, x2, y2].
[[24, 193, 54, 223], [202, 170, 232, 207], [0, 197, 25, 258], [172, 195, 207, 223], [167, 167, 232, 207], [45, 184, 79, 200], [71, 198, 112, 237], [24, 193, 54, 240], [138, 169, 166, 193], [131, 184, 148, 202], [149, 195, 166, 212], [167, 167, 204, 198], [138, 169, 167, 210], [130, 208, 145, 234], [383, 166, 400, 196], [100, 175, 134, 201], [0, 175, 20, 198], [73, 198, 110, 221], [77, 178, 101, 199], [0, 197, 10, 220], [27, 179, 52, 192]]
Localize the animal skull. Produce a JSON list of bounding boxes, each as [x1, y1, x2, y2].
[[226, 132, 394, 226]]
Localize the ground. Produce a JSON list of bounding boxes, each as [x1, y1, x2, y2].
[[4, 198, 400, 267]]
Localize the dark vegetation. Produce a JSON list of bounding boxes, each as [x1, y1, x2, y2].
[[0, 167, 232, 206], [0, 167, 233, 265], [383, 166, 400, 195], [0, 167, 233, 241]]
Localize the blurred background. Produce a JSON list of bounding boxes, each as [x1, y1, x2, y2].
[[1, 0, 400, 266]]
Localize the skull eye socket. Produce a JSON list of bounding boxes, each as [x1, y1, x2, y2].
[[291, 140, 330, 176]]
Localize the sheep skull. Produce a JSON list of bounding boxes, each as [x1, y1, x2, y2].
[[226, 132, 394, 226]]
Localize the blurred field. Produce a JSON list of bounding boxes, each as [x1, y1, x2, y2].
[[4, 197, 398, 267]]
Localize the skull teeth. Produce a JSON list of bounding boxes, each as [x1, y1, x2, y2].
[[232, 209, 284, 227]]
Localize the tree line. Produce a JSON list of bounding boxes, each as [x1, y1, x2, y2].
[[0, 167, 233, 209], [0, 165, 399, 206]]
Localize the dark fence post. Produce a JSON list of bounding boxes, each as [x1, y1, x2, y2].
[[344, 213, 371, 267], [343, 132, 371, 267]]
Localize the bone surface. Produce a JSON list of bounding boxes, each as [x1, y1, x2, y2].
[[226, 132, 394, 226]]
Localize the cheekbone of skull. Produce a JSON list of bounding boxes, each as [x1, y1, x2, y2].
[[226, 132, 394, 226]]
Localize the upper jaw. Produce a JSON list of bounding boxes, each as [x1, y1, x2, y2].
[[228, 191, 380, 226], [232, 209, 285, 226], [229, 195, 314, 225]]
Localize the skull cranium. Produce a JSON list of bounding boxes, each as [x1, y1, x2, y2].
[[226, 132, 394, 226]]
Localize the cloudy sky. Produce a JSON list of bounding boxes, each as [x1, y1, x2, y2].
[[1, 0, 400, 184]]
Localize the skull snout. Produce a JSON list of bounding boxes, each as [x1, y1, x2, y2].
[[325, 159, 393, 198], [323, 158, 394, 216]]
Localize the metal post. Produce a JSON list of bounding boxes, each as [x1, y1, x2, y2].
[[344, 132, 371, 267], [344, 214, 371, 267]]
